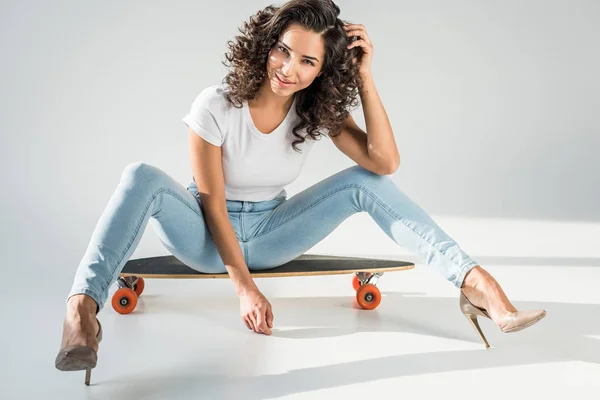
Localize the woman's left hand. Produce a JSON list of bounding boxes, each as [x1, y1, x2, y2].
[[344, 23, 374, 79]]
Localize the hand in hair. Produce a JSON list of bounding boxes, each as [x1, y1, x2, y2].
[[344, 23, 374, 79]]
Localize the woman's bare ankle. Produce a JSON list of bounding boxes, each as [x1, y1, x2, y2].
[[461, 266, 487, 290], [66, 294, 98, 318]]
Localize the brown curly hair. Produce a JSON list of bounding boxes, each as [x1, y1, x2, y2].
[[221, 0, 365, 152]]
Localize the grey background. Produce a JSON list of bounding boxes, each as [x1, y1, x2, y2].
[[1, 0, 598, 284]]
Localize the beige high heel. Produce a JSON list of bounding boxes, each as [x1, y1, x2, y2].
[[55, 318, 102, 385], [459, 292, 546, 349]]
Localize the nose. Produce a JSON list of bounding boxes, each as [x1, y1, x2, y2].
[[281, 57, 297, 77]]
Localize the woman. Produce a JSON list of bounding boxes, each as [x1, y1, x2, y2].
[[55, 0, 546, 384]]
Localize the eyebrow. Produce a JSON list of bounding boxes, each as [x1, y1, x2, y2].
[[278, 41, 320, 63]]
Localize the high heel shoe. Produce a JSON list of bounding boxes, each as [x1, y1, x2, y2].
[[459, 292, 546, 349], [55, 318, 103, 386]]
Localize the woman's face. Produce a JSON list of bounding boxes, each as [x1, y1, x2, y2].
[[266, 23, 325, 96]]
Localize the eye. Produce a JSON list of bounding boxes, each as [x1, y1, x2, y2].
[[277, 46, 315, 66]]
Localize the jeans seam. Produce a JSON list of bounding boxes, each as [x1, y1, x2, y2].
[[99, 188, 202, 297], [240, 208, 246, 241], [245, 242, 250, 266]]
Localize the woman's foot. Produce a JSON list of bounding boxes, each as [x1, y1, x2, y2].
[[461, 266, 519, 328], [459, 266, 546, 348], [56, 294, 101, 365]]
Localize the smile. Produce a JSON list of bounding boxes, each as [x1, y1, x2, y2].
[[275, 73, 294, 85]]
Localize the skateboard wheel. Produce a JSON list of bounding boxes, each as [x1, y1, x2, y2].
[[133, 277, 145, 296], [112, 287, 138, 314], [356, 283, 381, 310]]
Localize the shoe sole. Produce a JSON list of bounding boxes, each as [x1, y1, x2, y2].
[[55, 347, 97, 371]]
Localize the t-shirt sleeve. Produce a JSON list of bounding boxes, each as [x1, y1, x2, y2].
[[182, 86, 226, 147]]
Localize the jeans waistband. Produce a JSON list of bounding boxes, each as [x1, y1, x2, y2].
[[225, 196, 285, 212], [187, 180, 286, 213]]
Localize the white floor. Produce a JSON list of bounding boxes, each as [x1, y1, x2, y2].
[[3, 257, 600, 399]]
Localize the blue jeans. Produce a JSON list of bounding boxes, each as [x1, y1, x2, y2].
[[68, 162, 479, 311]]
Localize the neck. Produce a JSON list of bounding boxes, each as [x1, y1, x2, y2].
[[249, 78, 295, 112]]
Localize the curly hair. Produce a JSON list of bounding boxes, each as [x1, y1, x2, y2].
[[221, 0, 365, 152]]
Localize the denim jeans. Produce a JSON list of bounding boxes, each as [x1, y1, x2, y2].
[[68, 162, 479, 311]]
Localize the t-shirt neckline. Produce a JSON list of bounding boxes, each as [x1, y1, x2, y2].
[[243, 96, 296, 139]]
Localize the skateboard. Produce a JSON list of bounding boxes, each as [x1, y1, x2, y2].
[[112, 254, 414, 314]]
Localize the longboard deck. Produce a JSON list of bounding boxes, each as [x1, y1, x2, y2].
[[120, 254, 414, 279]]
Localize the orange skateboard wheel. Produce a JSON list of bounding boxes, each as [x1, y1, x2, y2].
[[112, 287, 138, 314], [133, 277, 145, 296], [356, 283, 381, 310], [352, 275, 361, 291]]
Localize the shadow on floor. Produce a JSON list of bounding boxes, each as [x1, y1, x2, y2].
[[95, 291, 599, 399]]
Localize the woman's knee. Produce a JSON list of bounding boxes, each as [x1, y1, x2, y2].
[[332, 166, 400, 213], [336, 165, 394, 192], [120, 162, 167, 188]]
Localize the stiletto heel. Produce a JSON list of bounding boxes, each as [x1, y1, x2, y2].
[[464, 312, 491, 349], [460, 292, 492, 348], [85, 368, 92, 386], [55, 318, 103, 386], [459, 291, 546, 348]]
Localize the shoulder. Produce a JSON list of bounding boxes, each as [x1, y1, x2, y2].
[[191, 83, 230, 114], [183, 83, 235, 144]]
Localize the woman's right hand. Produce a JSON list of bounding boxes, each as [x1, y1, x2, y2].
[[239, 286, 274, 335]]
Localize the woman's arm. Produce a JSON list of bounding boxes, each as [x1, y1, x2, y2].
[[188, 129, 255, 295], [188, 129, 273, 334]]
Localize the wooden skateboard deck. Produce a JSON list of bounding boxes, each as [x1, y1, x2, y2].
[[112, 254, 414, 314], [119, 253, 414, 279]]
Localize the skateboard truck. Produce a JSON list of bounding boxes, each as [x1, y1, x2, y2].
[[355, 271, 383, 286], [117, 276, 141, 289]]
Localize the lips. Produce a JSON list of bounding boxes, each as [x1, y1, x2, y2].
[[275, 73, 294, 84]]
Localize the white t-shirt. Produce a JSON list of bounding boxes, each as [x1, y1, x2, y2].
[[182, 83, 321, 202]]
